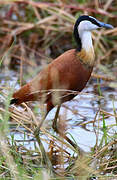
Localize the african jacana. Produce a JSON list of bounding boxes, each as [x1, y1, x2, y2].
[[10, 15, 113, 138]]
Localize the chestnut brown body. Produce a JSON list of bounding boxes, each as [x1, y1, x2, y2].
[[11, 49, 93, 113]]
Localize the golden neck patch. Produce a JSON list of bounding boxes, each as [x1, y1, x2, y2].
[[76, 48, 95, 67]]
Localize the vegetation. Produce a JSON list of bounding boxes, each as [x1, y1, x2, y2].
[[0, 0, 117, 179]]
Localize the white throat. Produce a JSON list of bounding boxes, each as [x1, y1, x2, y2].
[[80, 31, 93, 52], [78, 20, 96, 52]]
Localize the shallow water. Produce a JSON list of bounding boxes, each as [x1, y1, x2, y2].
[[46, 82, 117, 152], [0, 67, 117, 153]]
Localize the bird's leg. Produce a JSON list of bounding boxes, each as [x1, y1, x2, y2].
[[52, 105, 61, 133], [34, 101, 54, 140], [34, 113, 46, 137], [34, 115, 52, 169], [34, 103, 54, 171], [34, 101, 54, 136], [52, 105, 81, 151], [34, 126, 53, 170]]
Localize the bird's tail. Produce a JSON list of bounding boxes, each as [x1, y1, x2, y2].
[[10, 98, 19, 105], [10, 83, 36, 105]]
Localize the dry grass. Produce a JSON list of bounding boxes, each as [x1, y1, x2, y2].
[[0, 0, 117, 179]]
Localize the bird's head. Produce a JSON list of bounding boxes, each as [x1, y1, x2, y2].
[[74, 15, 113, 51], [76, 15, 113, 32]]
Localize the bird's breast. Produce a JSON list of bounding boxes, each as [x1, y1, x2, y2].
[[46, 49, 93, 92]]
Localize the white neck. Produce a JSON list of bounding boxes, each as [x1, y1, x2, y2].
[[80, 31, 93, 52]]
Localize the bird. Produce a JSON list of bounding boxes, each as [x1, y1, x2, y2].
[[10, 15, 113, 120]]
